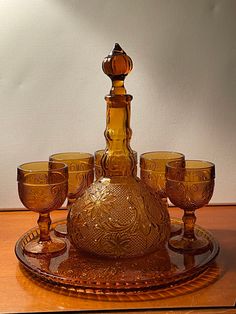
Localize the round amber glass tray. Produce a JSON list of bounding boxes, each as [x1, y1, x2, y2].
[[15, 219, 219, 294]]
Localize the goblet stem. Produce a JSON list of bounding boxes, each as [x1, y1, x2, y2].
[[53, 198, 75, 238], [184, 254, 195, 269], [182, 209, 197, 241], [54, 198, 74, 238], [38, 212, 52, 242], [161, 197, 182, 237]]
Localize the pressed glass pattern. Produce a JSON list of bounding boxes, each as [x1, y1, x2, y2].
[[49, 152, 94, 236], [140, 151, 185, 236], [95, 149, 137, 179], [49, 152, 94, 205], [17, 161, 68, 255], [68, 177, 169, 258], [67, 44, 171, 258], [140, 151, 185, 198], [166, 160, 215, 254]]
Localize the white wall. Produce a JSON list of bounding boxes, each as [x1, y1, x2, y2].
[[0, 0, 235, 208]]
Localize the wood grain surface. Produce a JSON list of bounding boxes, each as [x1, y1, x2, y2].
[[1, 206, 235, 313]]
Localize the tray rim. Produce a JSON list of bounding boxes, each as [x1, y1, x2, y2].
[[15, 218, 220, 293]]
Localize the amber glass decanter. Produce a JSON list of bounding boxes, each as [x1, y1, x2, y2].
[[67, 44, 171, 258]]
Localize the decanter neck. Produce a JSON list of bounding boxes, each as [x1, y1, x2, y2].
[[101, 94, 136, 177]]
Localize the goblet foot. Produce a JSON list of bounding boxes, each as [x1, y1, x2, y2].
[[170, 223, 182, 237], [54, 223, 67, 237], [169, 235, 210, 254], [24, 238, 66, 256]]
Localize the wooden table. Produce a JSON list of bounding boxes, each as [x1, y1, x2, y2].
[[1, 205, 236, 313]]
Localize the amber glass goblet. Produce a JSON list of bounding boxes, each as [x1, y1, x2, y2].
[[166, 160, 215, 254], [17, 161, 68, 255], [49, 152, 94, 236], [94, 149, 138, 179], [140, 151, 185, 236]]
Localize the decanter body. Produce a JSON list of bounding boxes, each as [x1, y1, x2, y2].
[[67, 44, 171, 258]]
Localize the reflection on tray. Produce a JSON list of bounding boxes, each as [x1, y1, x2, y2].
[[15, 218, 220, 295]]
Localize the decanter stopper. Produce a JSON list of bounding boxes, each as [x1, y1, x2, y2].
[[102, 43, 133, 95]]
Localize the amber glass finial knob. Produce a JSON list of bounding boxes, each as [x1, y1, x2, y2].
[[102, 43, 133, 95]]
